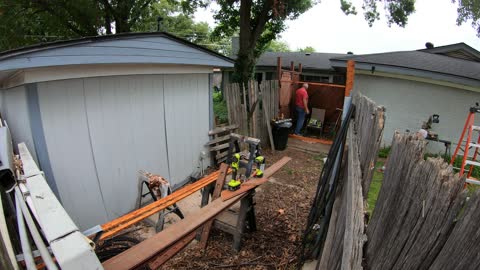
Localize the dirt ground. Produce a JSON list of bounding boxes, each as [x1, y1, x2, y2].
[[155, 145, 326, 270]]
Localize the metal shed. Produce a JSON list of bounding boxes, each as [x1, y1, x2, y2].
[[0, 33, 234, 229]]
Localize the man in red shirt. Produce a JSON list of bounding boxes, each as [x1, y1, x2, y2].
[[294, 83, 309, 135]]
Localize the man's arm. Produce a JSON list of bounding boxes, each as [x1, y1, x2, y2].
[[303, 97, 309, 114]]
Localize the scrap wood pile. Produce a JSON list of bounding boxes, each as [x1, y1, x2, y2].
[[163, 149, 324, 270], [102, 155, 294, 270]]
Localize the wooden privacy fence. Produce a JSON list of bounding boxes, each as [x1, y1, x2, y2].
[[224, 80, 279, 146], [314, 92, 480, 270], [365, 133, 480, 270], [315, 93, 384, 269]]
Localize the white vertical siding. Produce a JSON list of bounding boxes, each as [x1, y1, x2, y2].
[[33, 74, 210, 228], [84, 75, 169, 219], [37, 80, 108, 229], [353, 74, 480, 153], [0, 85, 37, 162], [164, 74, 210, 188]]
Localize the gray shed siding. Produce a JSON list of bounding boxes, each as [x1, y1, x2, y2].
[[0, 85, 38, 161], [33, 74, 209, 229], [0, 36, 232, 72], [353, 74, 480, 153], [164, 74, 210, 187], [36, 79, 109, 227]]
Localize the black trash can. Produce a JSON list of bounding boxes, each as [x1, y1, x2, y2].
[[272, 119, 292, 150]]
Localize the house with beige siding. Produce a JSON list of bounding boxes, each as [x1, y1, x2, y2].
[[331, 43, 480, 153]]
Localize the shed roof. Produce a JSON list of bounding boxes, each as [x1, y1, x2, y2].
[[0, 32, 234, 74], [257, 52, 347, 70]]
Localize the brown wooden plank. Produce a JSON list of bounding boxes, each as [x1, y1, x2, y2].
[[199, 164, 229, 249], [208, 124, 239, 136], [102, 157, 291, 270], [221, 178, 268, 201], [99, 169, 230, 240], [147, 232, 196, 269]]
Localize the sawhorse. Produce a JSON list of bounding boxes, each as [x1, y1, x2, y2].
[[200, 186, 257, 251]]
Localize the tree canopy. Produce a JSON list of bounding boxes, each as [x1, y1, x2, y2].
[[0, 0, 214, 51], [265, 40, 291, 52], [298, 46, 316, 53]]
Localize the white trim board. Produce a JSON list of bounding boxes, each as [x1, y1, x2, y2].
[[0, 63, 214, 89]]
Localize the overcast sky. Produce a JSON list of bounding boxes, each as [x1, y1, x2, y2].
[[194, 0, 480, 54]]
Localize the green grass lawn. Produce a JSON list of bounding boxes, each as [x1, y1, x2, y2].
[[367, 160, 385, 216]]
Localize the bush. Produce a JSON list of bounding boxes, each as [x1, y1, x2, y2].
[[213, 89, 228, 124], [378, 146, 391, 158]]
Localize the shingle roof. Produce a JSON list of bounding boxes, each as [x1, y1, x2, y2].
[[257, 52, 347, 70], [0, 32, 234, 63], [332, 50, 480, 81]]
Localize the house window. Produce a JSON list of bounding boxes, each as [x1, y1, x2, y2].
[[301, 75, 330, 83]]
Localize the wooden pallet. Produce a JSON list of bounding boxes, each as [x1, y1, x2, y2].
[[207, 124, 239, 165]]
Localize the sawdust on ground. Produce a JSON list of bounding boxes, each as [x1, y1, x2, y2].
[[158, 147, 325, 270]]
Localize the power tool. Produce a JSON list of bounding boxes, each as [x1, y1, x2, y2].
[[253, 156, 265, 178], [231, 153, 240, 180], [227, 179, 242, 191]]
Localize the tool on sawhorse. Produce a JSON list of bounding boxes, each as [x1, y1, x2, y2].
[[225, 133, 265, 189], [253, 156, 265, 178]]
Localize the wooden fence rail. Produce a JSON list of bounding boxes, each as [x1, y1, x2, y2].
[[224, 80, 279, 145]]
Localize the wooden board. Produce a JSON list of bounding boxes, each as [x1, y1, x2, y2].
[[199, 164, 229, 249], [221, 178, 268, 201], [208, 125, 239, 135], [103, 157, 291, 270], [147, 232, 196, 269], [99, 168, 230, 240], [205, 134, 231, 146]]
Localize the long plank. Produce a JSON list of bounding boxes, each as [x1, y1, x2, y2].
[[264, 108, 276, 154], [221, 178, 268, 201], [99, 169, 230, 240], [103, 156, 291, 270], [147, 232, 196, 269], [199, 164, 229, 249]]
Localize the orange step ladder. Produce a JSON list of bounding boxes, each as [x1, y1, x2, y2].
[[451, 104, 480, 185]]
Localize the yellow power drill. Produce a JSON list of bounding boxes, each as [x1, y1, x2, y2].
[[253, 156, 265, 178]]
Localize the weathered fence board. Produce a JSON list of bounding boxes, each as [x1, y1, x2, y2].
[[317, 121, 365, 270], [225, 80, 279, 146], [313, 94, 383, 269], [353, 94, 385, 197], [366, 133, 466, 270]]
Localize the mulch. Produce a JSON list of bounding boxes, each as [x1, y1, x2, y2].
[[160, 147, 324, 270]]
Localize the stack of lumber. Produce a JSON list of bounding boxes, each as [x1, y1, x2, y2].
[[98, 168, 230, 240], [103, 156, 291, 270]]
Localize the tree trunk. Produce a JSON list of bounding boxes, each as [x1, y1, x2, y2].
[[234, 0, 273, 85]]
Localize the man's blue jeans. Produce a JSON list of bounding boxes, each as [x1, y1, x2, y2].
[[295, 106, 306, 135]]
